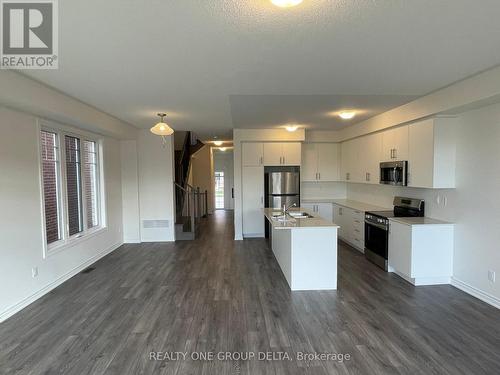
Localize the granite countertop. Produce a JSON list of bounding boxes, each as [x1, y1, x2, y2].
[[302, 198, 390, 212], [389, 217, 453, 226], [263, 208, 339, 229]]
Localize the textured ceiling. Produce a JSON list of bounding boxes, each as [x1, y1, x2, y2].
[[23, 0, 500, 139]]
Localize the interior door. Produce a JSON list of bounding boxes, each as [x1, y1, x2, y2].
[[263, 143, 283, 165], [242, 166, 264, 236]]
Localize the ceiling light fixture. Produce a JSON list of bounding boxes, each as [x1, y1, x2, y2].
[[214, 140, 223, 146], [219, 147, 227, 152], [285, 125, 299, 132], [150, 113, 174, 146], [271, 0, 303, 8], [339, 111, 356, 120]]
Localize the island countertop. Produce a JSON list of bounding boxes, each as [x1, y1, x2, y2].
[[263, 207, 339, 229]]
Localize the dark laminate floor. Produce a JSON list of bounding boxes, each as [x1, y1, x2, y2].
[[1, 211, 500, 375]]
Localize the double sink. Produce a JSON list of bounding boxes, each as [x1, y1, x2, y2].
[[271, 211, 314, 222]]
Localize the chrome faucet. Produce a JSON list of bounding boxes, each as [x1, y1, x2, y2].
[[282, 202, 297, 215]]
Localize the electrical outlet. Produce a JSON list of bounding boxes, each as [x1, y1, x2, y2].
[[32, 267, 39, 278], [488, 270, 496, 283]]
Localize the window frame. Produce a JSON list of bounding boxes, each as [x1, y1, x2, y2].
[[38, 120, 107, 258]]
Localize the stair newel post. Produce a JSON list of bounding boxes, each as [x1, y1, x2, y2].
[[190, 188, 195, 234], [197, 187, 201, 219], [204, 190, 208, 217]]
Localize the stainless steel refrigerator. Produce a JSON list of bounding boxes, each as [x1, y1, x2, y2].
[[265, 171, 300, 209]]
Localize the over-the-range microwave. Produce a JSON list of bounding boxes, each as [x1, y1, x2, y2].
[[380, 161, 408, 186]]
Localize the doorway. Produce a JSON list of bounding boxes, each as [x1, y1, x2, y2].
[[215, 171, 225, 209], [212, 149, 234, 210]]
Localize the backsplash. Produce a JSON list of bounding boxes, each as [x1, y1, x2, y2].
[[346, 183, 456, 220], [301, 181, 347, 200]]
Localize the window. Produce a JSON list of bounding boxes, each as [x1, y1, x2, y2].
[[65, 136, 83, 236], [215, 171, 224, 209], [40, 126, 103, 251], [83, 140, 100, 229], [41, 130, 62, 244]]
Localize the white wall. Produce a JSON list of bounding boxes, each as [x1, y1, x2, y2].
[[346, 101, 500, 306], [137, 130, 176, 242], [191, 145, 215, 214], [121, 140, 141, 243], [0, 71, 137, 140], [0, 106, 124, 322], [213, 149, 234, 210]]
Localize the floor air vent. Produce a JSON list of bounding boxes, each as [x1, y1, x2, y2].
[[81, 267, 96, 274]]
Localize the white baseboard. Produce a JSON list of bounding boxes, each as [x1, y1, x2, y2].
[[451, 277, 500, 309], [0, 242, 123, 323], [123, 238, 141, 244]]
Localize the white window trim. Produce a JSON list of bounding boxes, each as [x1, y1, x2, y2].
[[37, 119, 107, 258]]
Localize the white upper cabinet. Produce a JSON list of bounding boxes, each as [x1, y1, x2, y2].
[[317, 143, 340, 181], [382, 125, 409, 161], [242, 142, 301, 166], [263, 143, 282, 165], [263, 142, 301, 166], [242, 143, 263, 166], [281, 142, 302, 165], [302, 143, 319, 181], [301, 143, 340, 182], [408, 118, 456, 188], [358, 133, 382, 184], [340, 138, 360, 182], [338, 117, 456, 188]]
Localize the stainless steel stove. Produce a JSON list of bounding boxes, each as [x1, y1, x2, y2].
[[364, 197, 425, 270]]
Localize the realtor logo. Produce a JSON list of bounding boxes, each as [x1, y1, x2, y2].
[[1, 0, 58, 69]]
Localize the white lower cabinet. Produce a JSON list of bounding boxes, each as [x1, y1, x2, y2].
[[242, 166, 265, 237], [302, 202, 333, 222], [388, 220, 454, 285], [333, 204, 364, 252]]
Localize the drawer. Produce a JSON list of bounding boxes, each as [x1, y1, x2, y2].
[[351, 210, 364, 221], [353, 218, 364, 231]]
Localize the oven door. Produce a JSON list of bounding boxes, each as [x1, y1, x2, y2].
[[364, 221, 388, 260]]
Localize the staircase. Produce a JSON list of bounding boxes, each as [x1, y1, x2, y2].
[[174, 132, 208, 241]]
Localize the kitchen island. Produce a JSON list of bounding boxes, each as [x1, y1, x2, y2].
[[263, 208, 339, 291]]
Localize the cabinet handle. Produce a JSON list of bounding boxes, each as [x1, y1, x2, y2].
[[390, 149, 394, 159], [354, 229, 360, 233], [260, 156, 263, 165], [283, 156, 285, 164], [393, 149, 397, 159], [316, 172, 318, 180], [261, 196, 263, 205], [318, 173, 321, 180], [366, 172, 370, 181]]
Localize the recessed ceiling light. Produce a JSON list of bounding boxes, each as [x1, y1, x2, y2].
[[213, 140, 223, 146], [339, 111, 356, 120], [271, 0, 303, 8], [285, 125, 299, 132]]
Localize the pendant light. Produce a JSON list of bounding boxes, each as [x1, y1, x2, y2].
[[150, 113, 174, 136], [150, 113, 174, 146]]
